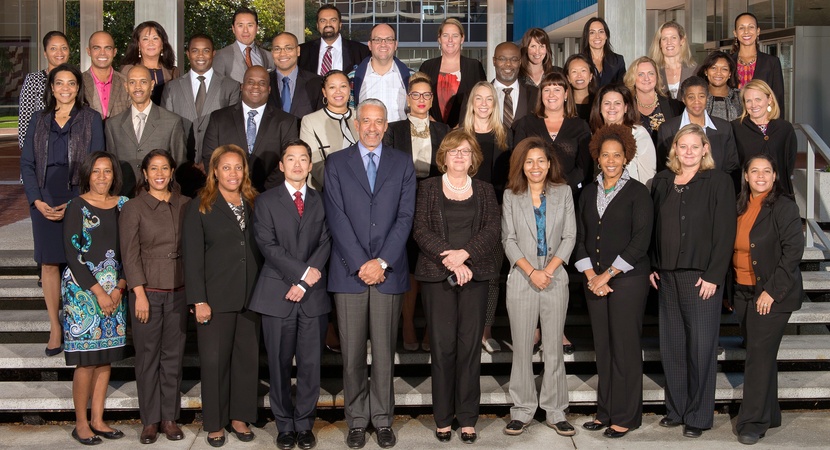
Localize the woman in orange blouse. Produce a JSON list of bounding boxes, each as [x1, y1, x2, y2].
[[732, 154, 803, 445]]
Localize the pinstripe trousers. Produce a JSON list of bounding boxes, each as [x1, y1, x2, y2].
[[658, 269, 721, 429], [506, 256, 570, 424]]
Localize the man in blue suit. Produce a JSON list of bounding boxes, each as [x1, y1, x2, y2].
[[249, 139, 331, 450], [323, 98, 416, 449]]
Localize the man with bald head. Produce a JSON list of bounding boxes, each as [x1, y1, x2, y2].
[[350, 24, 413, 122], [203, 66, 299, 192], [83, 31, 130, 120], [493, 41, 538, 127], [105, 64, 186, 196], [268, 32, 323, 122]]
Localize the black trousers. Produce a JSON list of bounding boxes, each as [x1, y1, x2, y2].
[[584, 275, 648, 429], [262, 307, 327, 433], [421, 279, 488, 428], [130, 290, 188, 425], [658, 269, 721, 429], [196, 309, 261, 432], [733, 284, 791, 436]]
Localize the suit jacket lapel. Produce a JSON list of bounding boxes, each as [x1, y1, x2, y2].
[[252, 104, 275, 156], [120, 110, 139, 147], [521, 190, 536, 238], [215, 194, 243, 231], [139, 105, 160, 146], [346, 147, 373, 196], [372, 148, 393, 192], [545, 186, 560, 246], [277, 184, 301, 223], [299, 188, 318, 231], [231, 103, 248, 153], [180, 72, 197, 117], [517, 84, 529, 120]]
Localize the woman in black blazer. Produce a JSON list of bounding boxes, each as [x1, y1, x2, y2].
[[419, 18, 486, 127], [732, 154, 803, 445], [732, 79, 796, 195], [383, 72, 450, 352], [649, 124, 736, 438], [624, 56, 683, 146], [413, 129, 501, 443], [183, 144, 263, 447], [731, 12, 786, 116], [580, 17, 625, 88], [576, 125, 653, 438]]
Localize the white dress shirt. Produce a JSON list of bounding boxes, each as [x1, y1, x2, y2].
[[360, 60, 407, 122], [242, 102, 266, 135], [190, 67, 214, 99], [236, 41, 264, 67], [493, 79, 520, 117], [317, 35, 344, 72]]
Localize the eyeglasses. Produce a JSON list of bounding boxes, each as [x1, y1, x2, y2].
[[408, 92, 433, 100], [447, 148, 472, 155], [495, 56, 521, 64], [370, 37, 396, 45], [271, 46, 296, 54]]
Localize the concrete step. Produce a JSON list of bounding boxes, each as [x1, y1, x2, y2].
[[1, 335, 826, 370], [801, 271, 830, 291], [2, 371, 829, 411], [0, 278, 42, 299]]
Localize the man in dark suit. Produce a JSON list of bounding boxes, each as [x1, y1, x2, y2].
[[83, 31, 130, 120], [162, 33, 241, 196], [268, 32, 324, 123], [105, 65, 186, 196], [457, 42, 538, 128], [249, 139, 330, 450], [323, 99, 416, 449], [213, 7, 275, 83], [203, 66, 298, 193], [298, 4, 370, 76]]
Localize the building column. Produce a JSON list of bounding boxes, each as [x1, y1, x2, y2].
[[135, 0, 185, 70], [562, 37, 579, 68], [285, 0, 305, 43], [685, 0, 707, 63], [486, 0, 507, 81], [598, 0, 646, 69], [38, 0, 64, 70], [79, 0, 104, 71]]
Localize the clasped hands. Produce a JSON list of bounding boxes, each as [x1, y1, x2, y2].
[[34, 200, 66, 221], [587, 271, 614, 297], [286, 267, 322, 302], [441, 249, 473, 286], [359, 259, 386, 286], [529, 267, 555, 290], [649, 272, 718, 300]]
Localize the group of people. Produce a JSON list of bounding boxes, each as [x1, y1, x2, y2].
[[19, 4, 802, 449]]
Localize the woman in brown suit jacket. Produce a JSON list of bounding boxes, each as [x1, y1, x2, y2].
[[119, 150, 189, 444], [413, 129, 501, 443]]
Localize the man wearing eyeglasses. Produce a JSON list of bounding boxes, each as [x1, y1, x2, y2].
[[298, 4, 370, 76], [350, 24, 413, 122], [268, 32, 324, 124], [493, 42, 538, 128]]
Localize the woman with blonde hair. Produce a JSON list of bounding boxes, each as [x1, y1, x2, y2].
[[183, 144, 262, 447], [419, 18, 486, 127], [623, 56, 683, 143], [461, 80, 511, 353], [732, 79, 796, 195], [648, 21, 697, 99], [650, 124, 736, 438]]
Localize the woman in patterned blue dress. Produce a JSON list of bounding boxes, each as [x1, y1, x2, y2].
[[62, 151, 129, 445]]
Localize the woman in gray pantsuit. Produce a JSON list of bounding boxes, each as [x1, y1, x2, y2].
[[501, 136, 576, 437]]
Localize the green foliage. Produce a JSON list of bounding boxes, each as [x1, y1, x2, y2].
[[103, 1, 136, 68]]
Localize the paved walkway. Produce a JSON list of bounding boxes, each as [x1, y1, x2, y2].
[[2, 412, 829, 449]]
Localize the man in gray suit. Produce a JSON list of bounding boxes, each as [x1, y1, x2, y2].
[[268, 32, 323, 123], [82, 31, 130, 120], [249, 139, 330, 450], [105, 65, 186, 196], [213, 6, 274, 83], [162, 34, 240, 196]]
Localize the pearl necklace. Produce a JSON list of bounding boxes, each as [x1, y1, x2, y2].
[[443, 173, 471, 193]]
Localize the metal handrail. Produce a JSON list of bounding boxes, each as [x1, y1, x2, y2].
[[795, 123, 830, 249]]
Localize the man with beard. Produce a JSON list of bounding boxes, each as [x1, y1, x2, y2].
[[105, 65, 186, 196], [299, 4, 370, 76]]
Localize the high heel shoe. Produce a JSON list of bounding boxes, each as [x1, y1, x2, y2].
[[45, 346, 62, 357]]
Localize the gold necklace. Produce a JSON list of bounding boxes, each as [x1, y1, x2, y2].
[[637, 94, 658, 109]]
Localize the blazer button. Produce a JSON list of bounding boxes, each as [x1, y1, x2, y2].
[[596, 236, 600, 240], [240, 258, 245, 262], [757, 276, 761, 281], [750, 243, 755, 248], [598, 220, 602, 225], [752, 261, 757, 265], [764, 136, 769, 141], [596, 249, 599, 253], [240, 241, 245, 246]]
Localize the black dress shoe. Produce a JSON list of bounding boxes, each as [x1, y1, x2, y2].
[[225, 424, 255, 442], [297, 430, 316, 450], [683, 425, 703, 438], [45, 346, 62, 357], [346, 427, 366, 449], [659, 417, 682, 427], [206, 434, 226, 447], [139, 423, 158, 444], [160, 420, 184, 440], [376, 426, 397, 448], [503, 420, 527, 435], [460, 431, 477, 444], [89, 425, 124, 439], [582, 421, 606, 431], [276, 431, 297, 449], [603, 427, 629, 438], [435, 429, 452, 442], [72, 428, 102, 446], [563, 343, 576, 355], [547, 420, 576, 436], [738, 432, 763, 445]]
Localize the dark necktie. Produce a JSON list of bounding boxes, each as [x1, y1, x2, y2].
[[367, 152, 377, 192], [195, 75, 206, 116], [282, 78, 292, 113], [293, 191, 304, 217], [320, 45, 333, 76], [246, 110, 258, 154], [245, 46, 253, 68], [503, 87, 514, 128]]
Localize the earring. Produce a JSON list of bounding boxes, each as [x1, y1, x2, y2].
[[160, 51, 163, 57], [322, 97, 328, 106], [767, 105, 772, 112], [139, 49, 142, 59], [597, 163, 602, 170]]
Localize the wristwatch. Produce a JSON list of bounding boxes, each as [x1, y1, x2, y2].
[[607, 267, 617, 277], [377, 258, 388, 270]]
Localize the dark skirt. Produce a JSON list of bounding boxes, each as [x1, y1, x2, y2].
[[30, 165, 77, 264]]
